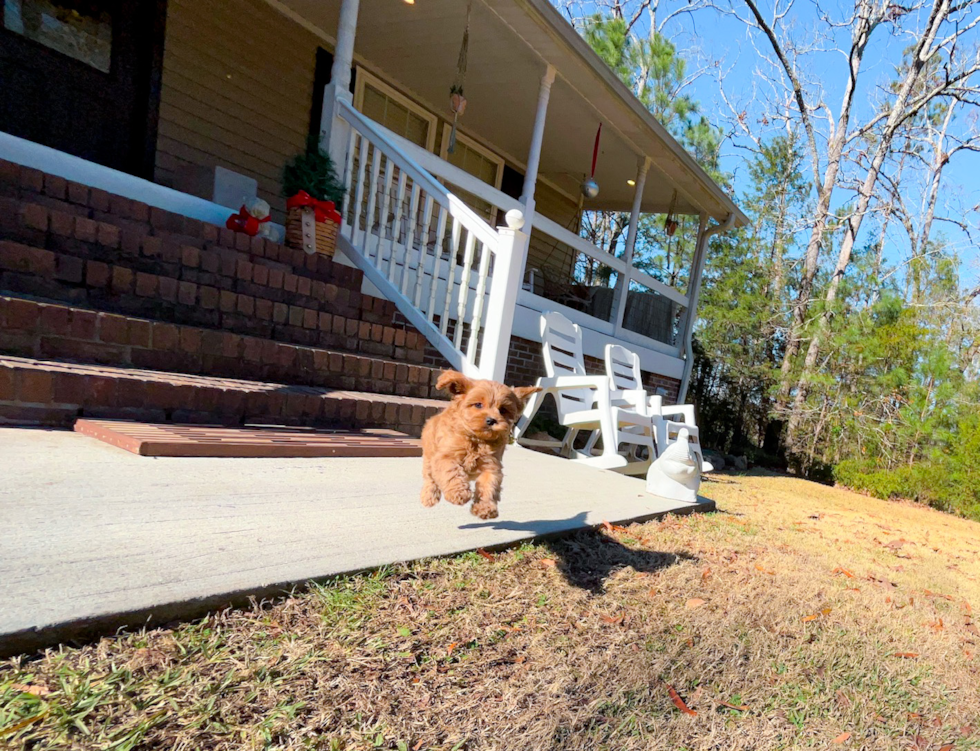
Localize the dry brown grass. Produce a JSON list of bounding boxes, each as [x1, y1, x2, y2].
[[2, 470, 979, 750]]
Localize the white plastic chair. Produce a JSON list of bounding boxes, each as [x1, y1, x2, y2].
[[514, 312, 655, 474], [603, 343, 712, 474]]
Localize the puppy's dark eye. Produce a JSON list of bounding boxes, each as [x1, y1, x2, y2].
[[499, 409, 510, 418], [471, 402, 483, 409]]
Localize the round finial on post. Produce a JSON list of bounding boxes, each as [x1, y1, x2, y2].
[[504, 209, 525, 230]]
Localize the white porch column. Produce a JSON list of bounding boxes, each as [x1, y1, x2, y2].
[[482, 210, 530, 382], [519, 65, 557, 226], [612, 157, 650, 331], [319, 0, 360, 171]]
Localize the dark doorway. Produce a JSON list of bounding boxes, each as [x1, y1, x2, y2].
[[0, 0, 167, 178]]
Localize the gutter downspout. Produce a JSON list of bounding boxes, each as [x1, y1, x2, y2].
[[678, 212, 735, 403]]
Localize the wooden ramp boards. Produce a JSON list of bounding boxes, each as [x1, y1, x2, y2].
[[74, 420, 422, 458]]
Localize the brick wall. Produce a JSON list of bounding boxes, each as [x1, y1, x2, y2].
[[0, 159, 431, 366]]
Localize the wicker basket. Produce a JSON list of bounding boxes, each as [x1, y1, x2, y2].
[[286, 205, 340, 257]]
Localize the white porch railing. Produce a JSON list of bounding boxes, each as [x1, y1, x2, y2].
[[335, 99, 526, 381]]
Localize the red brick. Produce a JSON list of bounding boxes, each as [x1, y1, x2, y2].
[[19, 167, 43, 192], [249, 235, 266, 257], [394, 328, 406, 348], [135, 272, 158, 297], [218, 228, 237, 248], [236, 259, 253, 281], [360, 295, 372, 312], [302, 308, 317, 329], [97, 222, 120, 248], [222, 333, 242, 358], [178, 281, 197, 306], [179, 327, 202, 354], [128, 201, 150, 223], [273, 302, 288, 323], [152, 322, 178, 350], [86, 260, 110, 287], [284, 274, 299, 293], [66, 181, 89, 205], [199, 285, 219, 309], [288, 306, 303, 327], [0, 367, 18, 400], [332, 317, 345, 335], [297, 276, 312, 296], [252, 264, 269, 286], [359, 321, 371, 340], [346, 319, 359, 337], [111, 266, 134, 293], [219, 290, 237, 313], [203, 223, 220, 244], [318, 312, 332, 331], [371, 359, 384, 380], [235, 233, 250, 252], [382, 327, 395, 346], [89, 187, 110, 212], [141, 236, 163, 258], [20, 203, 48, 231], [0, 160, 20, 187], [182, 245, 200, 268], [54, 254, 84, 283], [115, 378, 147, 407], [120, 230, 142, 257], [237, 295, 254, 316], [39, 304, 72, 335], [268, 268, 284, 289], [0, 242, 55, 276], [19, 369, 54, 403], [200, 249, 220, 273], [242, 337, 262, 362], [329, 353, 343, 372], [43, 173, 67, 200], [371, 324, 383, 343], [158, 277, 178, 302], [383, 362, 397, 380], [99, 314, 129, 344], [75, 216, 97, 243], [128, 319, 152, 348], [255, 298, 273, 320], [323, 284, 339, 303], [69, 309, 98, 340]]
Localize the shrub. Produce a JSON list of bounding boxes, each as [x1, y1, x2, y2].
[[282, 136, 345, 205]]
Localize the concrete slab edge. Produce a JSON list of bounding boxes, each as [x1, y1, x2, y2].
[[0, 498, 715, 658]]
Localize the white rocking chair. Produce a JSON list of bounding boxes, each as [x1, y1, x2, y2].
[[514, 312, 655, 475], [603, 343, 712, 475]]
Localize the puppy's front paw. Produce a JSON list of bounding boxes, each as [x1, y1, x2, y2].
[[471, 500, 499, 520], [444, 485, 472, 506], [420, 487, 440, 507]]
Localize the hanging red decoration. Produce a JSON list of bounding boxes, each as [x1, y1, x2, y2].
[[581, 123, 601, 198]]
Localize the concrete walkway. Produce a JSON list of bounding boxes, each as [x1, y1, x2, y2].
[[0, 427, 714, 656]]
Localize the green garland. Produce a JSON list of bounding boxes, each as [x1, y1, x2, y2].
[[282, 136, 345, 205]]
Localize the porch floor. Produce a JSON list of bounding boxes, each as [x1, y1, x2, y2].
[[0, 427, 713, 656]]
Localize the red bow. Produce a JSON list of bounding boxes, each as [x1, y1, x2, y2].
[[286, 191, 342, 224], [226, 204, 271, 237]]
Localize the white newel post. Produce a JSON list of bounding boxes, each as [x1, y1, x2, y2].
[[319, 0, 360, 171], [519, 65, 556, 230], [482, 210, 529, 382], [613, 157, 649, 331]]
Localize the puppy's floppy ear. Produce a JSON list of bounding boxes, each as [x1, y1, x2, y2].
[[510, 385, 542, 407], [436, 370, 473, 398]]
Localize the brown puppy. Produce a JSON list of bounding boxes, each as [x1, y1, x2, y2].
[[421, 370, 540, 519]]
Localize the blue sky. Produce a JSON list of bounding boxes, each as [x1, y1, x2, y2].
[[558, 0, 980, 289]]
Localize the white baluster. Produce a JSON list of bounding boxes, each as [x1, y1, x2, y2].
[[374, 156, 394, 264], [341, 127, 356, 225], [387, 170, 408, 281], [362, 146, 383, 262], [413, 194, 435, 308], [454, 232, 477, 348], [401, 183, 421, 296], [351, 135, 369, 249], [440, 218, 462, 336], [426, 206, 449, 323], [467, 238, 493, 363]]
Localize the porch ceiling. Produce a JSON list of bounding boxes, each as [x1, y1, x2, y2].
[[280, 0, 747, 225]]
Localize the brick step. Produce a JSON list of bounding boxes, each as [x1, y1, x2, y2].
[[0, 356, 445, 437], [0, 295, 447, 400], [0, 158, 447, 368]]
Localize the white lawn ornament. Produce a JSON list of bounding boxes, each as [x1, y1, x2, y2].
[[646, 427, 703, 503]]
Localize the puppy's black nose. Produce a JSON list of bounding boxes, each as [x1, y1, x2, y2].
[[485, 417, 498, 427]]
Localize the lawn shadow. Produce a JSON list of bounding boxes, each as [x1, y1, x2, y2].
[[460, 512, 697, 595]]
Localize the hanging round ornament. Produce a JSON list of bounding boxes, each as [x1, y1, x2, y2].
[[447, 0, 473, 155], [581, 123, 602, 198]]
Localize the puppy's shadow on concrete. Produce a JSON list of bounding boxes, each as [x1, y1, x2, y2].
[[460, 512, 696, 595]]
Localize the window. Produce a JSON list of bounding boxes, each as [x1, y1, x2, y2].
[[353, 68, 437, 151], [439, 124, 505, 225], [3, 0, 112, 73]]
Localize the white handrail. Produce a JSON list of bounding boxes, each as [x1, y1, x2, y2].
[[338, 100, 500, 250]]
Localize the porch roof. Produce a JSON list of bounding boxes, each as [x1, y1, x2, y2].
[[278, 0, 747, 225]]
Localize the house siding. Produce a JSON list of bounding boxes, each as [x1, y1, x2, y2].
[[154, 0, 321, 221]]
